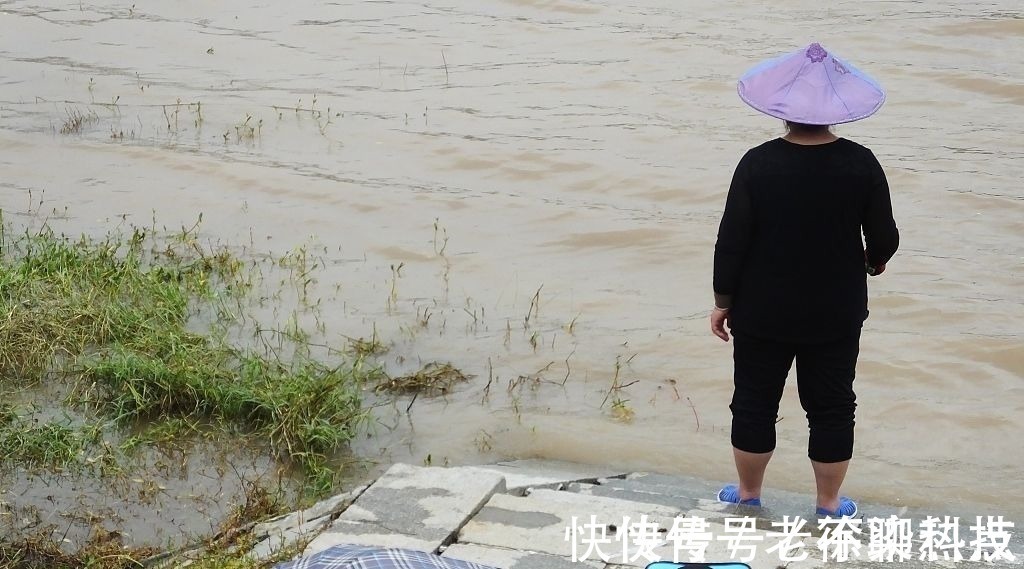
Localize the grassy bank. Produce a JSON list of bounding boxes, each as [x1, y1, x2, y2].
[[0, 214, 373, 487], [0, 209, 382, 566]]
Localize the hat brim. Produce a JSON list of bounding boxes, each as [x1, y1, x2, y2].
[[737, 46, 886, 125]]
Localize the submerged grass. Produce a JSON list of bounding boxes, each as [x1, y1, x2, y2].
[[0, 211, 373, 492], [0, 476, 296, 569], [79, 349, 367, 462], [375, 362, 469, 396], [0, 538, 157, 569], [0, 404, 102, 470]]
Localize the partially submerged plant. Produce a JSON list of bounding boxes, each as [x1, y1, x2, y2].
[[374, 362, 468, 396], [345, 326, 387, 358], [0, 404, 102, 470], [0, 215, 373, 492], [59, 106, 98, 134], [0, 531, 158, 569], [610, 397, 635, 423]]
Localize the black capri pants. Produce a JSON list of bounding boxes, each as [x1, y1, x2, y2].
[[730, 330, 861, 463]]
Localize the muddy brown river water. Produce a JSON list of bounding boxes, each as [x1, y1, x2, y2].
[[2, 0, 1023, 545]]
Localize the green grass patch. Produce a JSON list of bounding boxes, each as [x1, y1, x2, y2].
[[0, 404, 103, 470], [0, 211, 375, 493]]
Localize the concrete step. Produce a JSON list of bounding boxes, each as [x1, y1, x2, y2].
[[458, 487, 682, 558], [282, 462, 1022, 568], [561, 470, 1024, 564], [574, 472, 1023, 539], [466, 459, 630, 496], [304, 463, 505, 556]]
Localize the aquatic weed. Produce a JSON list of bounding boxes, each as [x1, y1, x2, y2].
[[0, 214, 373, 489]]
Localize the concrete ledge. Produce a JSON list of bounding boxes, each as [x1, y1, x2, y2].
[[467, 459, 629, 496], [305, 521, 440, 554], [459, 488, 681, 558], [305, 463, 505, 556], [248, 485, 369, 560]]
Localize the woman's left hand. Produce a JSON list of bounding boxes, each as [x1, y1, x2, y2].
[[710, 307, 731, 342]]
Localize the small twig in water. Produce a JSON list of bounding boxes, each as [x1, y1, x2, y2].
[[666, 378, 680, 400], [481, 357, 494, 403], [687, 396, 700, 432], [600, 356, 622, 409], [562, 349, 575, 385], [524, 285, 543, 325]]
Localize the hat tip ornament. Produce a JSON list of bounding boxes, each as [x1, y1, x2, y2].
[[805, 42, 828, 63]]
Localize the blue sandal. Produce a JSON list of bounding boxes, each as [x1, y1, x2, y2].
[[816, 496, 858, 518], [717, 484, 762, 507]]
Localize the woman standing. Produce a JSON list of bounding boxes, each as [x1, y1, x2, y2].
[[711, 43, 899, 517]]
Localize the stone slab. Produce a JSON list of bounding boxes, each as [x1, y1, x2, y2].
[[683, 499, 780, 533], [619, 472, 725, 497], [468, 459, 629, 496], [459, 488, 682, 558], [253, 485, 367, 540], [618, 472, 1023, 543], [569, 482, 701, 511], [304, 463, 505, 556], [249, 515, 334, 560], [305, 520, 439, 554], [442, 543, 602, 569], [582, 472, 787, 529]]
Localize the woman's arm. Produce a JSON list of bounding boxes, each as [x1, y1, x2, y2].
[[711, 155, 754, 341], [713, 156, 754, 307], [863, 152, 900, 272]]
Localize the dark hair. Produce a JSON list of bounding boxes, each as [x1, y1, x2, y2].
[[784, 121, 832, 134]]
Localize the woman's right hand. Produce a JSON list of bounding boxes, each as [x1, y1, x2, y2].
[[865, 250, 887, 276], [711, 307, 731, 342]]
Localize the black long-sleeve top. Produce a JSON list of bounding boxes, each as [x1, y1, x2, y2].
[[713, 138, 899, 343]]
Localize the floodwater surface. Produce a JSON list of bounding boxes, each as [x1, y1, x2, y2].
[[1, 0, 1022, 542]]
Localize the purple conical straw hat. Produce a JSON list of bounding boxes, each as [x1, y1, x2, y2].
[[738, 43, 885, 125]]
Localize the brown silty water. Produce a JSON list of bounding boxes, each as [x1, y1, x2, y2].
[[1, 0, 1022, 538]]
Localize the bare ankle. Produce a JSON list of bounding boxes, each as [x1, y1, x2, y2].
[[816, 495, 840, 511], [740, 485, 762, 501]]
